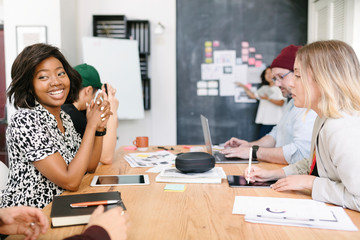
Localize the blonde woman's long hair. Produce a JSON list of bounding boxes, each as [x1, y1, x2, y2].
[[296, 40, 360, 118]]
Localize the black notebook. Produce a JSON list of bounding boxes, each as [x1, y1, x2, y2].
[[50, 191, 126, 228]]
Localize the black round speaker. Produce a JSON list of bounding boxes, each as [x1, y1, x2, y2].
[[175, 152, 215, 173]]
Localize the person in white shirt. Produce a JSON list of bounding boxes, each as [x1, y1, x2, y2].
[[237, 66, 285, 138]]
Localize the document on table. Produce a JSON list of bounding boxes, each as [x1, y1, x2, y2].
[[155, 167, 226, 184], [124, 151, 176, 168], [232, 196, 358, 231]]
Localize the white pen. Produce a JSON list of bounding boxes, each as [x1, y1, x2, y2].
[[247, 147, 253, 184]]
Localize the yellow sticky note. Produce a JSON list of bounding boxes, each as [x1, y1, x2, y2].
[[205, 41, 212, 47], [164, 184, 186, 192]]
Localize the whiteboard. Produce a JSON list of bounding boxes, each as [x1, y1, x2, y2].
[[82, 37, 144, 119]]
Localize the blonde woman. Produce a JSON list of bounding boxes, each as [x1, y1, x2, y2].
[[245, 40, 360, 211]]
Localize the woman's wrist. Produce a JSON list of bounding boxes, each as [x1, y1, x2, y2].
[[96, 127, 106, 132], [270, 169, 286, 180]]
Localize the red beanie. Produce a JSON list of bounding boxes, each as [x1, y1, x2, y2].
[[270, 45, 302, 71]]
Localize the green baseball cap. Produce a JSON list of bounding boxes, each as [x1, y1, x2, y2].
[[74, 63, 102, 89]]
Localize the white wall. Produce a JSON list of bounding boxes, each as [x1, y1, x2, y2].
[[3, 0, 77, 118], [60, 0, 78, 66], [350, 0, 360, 58], [4, 0, 60, 118], [0, 0, 4, 24], [76, 0, 176, 147], [307, 0, 360, 58], [3, 0, 177, 147]]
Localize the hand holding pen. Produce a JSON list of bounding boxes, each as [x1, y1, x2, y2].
[[244, 165, 283, 184]]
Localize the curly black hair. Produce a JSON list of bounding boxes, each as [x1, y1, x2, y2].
[[7, 43, 81, 109]]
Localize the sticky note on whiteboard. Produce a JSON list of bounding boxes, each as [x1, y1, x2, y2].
[[197, 89, 208, 96]]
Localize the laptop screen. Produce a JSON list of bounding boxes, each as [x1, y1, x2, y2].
[[200, 115, 213, 155]]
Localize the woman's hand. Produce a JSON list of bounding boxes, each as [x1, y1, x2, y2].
[[235, 82, 246, 88], [86, 91, 113, 130], [271, 175, 316, 191], [0, 206, 48, 240], [103, 84, 119, 112], [244, 165, 285, 183]]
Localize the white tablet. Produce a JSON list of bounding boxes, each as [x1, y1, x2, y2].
[[90, 174, 150, 186]]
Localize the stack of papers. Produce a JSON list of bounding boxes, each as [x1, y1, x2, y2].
[[124, 151, 176, 168], [156, 167, 226, 184], [232, 196, 358, 231]]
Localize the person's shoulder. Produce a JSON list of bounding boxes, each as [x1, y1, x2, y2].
[[9, 108, 40, 124], [61, 104, 77, 113], [317, 114, 360, 144], [259, 85, 269, 89], [270, 85, 282, 93], [61, 104, 84, 119], [325, 113, 360, 131]]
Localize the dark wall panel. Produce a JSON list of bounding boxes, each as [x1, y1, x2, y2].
[[176, 0, 308, 144]]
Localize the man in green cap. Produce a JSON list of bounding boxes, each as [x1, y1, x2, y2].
[[62, 63, 119, 164]]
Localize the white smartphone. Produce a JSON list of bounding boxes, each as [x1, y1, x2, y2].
[[90, 175, 150, 186]]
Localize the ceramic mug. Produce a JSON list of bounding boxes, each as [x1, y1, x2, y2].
[[133, 136, 149, 151]]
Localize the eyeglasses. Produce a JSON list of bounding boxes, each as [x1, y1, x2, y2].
[[272, 70, 293, 83]]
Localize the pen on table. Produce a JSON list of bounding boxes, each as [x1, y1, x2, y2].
[[255, 215, 315, 222], [247, 146, 253, 184], [70, 200, 119, 208], [157, 146, 174, 151]]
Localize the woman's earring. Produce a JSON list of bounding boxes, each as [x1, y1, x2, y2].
[[24, 98, 32, 109]]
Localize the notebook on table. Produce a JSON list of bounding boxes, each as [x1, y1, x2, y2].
[[200, 115, 258, 164], [50, 191, 126, 228]]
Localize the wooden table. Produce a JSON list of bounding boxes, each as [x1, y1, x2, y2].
[[7, 146, 360, 240]]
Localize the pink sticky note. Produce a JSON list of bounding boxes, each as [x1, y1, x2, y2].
[[241, 41, 249, 48], [242, 55, 249, 62], [255, 60, 262, 67], [245, 83, 252, 89], [249, 47, 256, 53], [242, 48, 249, 55], [124, 146, 137, 150], [213, 41, 220, 47], [248, 58, 256, 65], [205, 52, 212, 57], [255, 54, 262, 59]]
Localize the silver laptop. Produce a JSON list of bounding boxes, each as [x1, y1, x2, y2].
[[200, 115, 258, 164]]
